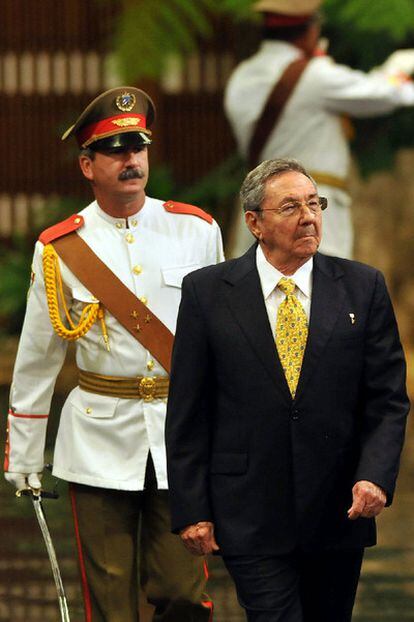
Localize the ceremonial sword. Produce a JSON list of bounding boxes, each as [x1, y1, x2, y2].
[[16, 487, 71, 622]]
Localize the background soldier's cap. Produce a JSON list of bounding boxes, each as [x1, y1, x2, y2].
[[61, 86, 156, 150], [254, 0, 322, 24]]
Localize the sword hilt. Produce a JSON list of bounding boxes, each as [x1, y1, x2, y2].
[[16, 488, 59, 500]]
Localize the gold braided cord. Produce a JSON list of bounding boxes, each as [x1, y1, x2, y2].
[[98, 306, 111, 351], [42, 243, 100, 341]]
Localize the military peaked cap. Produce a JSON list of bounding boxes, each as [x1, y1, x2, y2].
[[254, 0, 322, 16], [61, 86, 156, 150]]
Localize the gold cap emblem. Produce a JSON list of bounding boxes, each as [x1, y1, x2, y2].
[[112, 117, 140, 128], [115, 92, 136, 112]]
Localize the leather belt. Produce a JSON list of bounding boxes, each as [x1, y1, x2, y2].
[[309, 170, 348, 192], [78, 369, 169, 402]]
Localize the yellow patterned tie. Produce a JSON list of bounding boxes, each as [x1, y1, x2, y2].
[[275, 277, 308, 398]]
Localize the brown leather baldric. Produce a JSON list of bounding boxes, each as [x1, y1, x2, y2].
[[51, 232, 174, 373], [248, 57, 309, 168]]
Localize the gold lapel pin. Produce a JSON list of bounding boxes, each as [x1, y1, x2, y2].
[[349, 313, 355, 325]]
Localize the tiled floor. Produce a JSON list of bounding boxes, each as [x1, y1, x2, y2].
[[0, 398, 413, 621]]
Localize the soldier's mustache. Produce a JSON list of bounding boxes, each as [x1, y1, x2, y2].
[[119, 168, 145, 181]]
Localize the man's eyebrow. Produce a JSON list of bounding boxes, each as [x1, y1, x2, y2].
[[280, 191, 318, 202]]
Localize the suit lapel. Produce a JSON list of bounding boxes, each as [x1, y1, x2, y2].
[[223, 246, 291, 402], [295, 253, 345, 400]]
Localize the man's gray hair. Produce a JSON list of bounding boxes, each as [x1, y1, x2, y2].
[[240, 158, 316, 213]]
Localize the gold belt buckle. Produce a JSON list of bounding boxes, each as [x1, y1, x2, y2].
[[139, 376, 156, 402]]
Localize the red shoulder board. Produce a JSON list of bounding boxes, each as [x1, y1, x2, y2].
[[163, 201, 213, 224], [39, 214, 84, 245]]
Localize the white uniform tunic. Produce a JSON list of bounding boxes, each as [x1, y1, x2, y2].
[[6, 197, 224, 491], [224, 41, 414, 258]]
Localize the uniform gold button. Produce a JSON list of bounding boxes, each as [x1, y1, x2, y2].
[[74, 217, 81, 224], [131, 219, 138, 227], [133, 265, 142, 275], [125, 233, 135, 244], [140, 296, 148, 305], [116, 222, 123, 229], [86, 407, 92, 414], [147, 360, 155, 371]]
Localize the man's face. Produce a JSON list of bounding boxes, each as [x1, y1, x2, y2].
[[79, 144, 149, 204], [246, 171, 322, 267]]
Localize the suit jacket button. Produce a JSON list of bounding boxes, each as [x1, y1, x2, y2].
[[292, 409, 299, 421]]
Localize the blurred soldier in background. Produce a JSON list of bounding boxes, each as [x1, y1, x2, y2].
[[4, 86, 223, 622], [225, 0, 414, 259]]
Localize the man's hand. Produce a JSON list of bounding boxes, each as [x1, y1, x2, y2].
[[382, 49, 414, 76], [347, 480, 386, 520], [4, 472, 42, 492], [180, 521, 220, 556]]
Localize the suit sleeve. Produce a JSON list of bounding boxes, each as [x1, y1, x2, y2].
[[165, 274, 213, 532], [354, 271, 410, 503]]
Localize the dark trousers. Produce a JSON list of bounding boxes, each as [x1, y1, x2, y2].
[[70, 458, 212, 622], [223, 548, 364, 622]]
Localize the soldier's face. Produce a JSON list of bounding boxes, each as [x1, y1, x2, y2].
[[79, 145, 149, 203]]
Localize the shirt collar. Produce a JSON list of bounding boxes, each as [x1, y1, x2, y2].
[[260, 40, 302, 57], [256, 245, 313, 299], [94, 198, 147, 227]]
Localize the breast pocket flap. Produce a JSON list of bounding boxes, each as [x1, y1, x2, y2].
[[71, 390, 119, 419], [72, 286, 98, 303], [161, 265, 202, 288]]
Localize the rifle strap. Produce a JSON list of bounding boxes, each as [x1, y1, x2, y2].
[[51, 232, 174, 374], [248, 57, 309, 168]]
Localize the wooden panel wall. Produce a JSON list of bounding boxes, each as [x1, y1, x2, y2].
[[0, 2, 255, 242]]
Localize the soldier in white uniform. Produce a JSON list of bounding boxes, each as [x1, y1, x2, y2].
[[4, 87, 224, 621], [225, 0, 414, 259]]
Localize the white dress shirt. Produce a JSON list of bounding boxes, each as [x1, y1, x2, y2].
[[256, 245, 313, 336]]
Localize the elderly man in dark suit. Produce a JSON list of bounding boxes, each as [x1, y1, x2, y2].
[[165, 158, 409, 622]]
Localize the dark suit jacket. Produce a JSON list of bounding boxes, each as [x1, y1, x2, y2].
[[165, 246, 409, 556]]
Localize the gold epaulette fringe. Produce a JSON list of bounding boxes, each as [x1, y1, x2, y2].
[[42, 243, 109, 349]]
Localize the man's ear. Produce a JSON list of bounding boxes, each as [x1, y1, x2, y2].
[[79, 154, 94, 181], [245, 211, 262, 240]]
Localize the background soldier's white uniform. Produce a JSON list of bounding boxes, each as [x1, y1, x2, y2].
[[225, 3, 414, 259]]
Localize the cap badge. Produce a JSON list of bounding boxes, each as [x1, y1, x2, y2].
[[115, 92, 136, 112]]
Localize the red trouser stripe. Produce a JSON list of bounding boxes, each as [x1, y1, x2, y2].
[[70, 485, 93, 622], [202, 559, 214, 621], [202, 599, 214, 621]]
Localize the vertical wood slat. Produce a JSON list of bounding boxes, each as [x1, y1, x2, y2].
[[0, 0, 119, 52], [0, 3, 252, 245], [0, 0, 120, 245]]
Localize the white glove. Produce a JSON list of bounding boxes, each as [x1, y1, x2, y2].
[[4, 471, 42, 491], [381, 49, 414, 76]]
